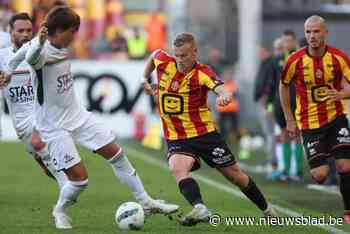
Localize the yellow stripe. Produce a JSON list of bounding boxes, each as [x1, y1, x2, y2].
[[198, 71, 215, 89], [199, 107, 216, 133], [323, 53, 337, 122], [283, 59, 298, 84], [154, 58, 163, 68], [178, 83, 197, 138], [335, 55, 350, 82], [302, 56, 319, 129]]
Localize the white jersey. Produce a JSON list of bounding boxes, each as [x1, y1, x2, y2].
[[9, 38, 91, 140], [0, 46, 36, 138]]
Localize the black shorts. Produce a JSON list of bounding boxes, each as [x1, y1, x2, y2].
[[301, 114, 350, 169], [166, 131, 236, 171]]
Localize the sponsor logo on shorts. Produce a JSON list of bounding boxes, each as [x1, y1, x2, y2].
[[211, 148, 232, 165], [337, 128, 350, 143], [212, 147, 225, 157], [307, 141, 319, 149]]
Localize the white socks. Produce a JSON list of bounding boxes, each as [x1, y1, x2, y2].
[[54, 179, 88, 213], [108, 148, 150, 203]]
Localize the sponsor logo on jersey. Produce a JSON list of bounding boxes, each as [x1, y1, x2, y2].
[[8, 85, 35, 103], [57, 73, 74, 94]]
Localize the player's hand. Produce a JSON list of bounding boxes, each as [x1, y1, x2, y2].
[[38, 22, 48, 46], [216, 91, 233, 106], [0, 71, 11, 88], [143, 81, 153, 95], [326, 89, 345, 102], [286, 118, 299, 139]]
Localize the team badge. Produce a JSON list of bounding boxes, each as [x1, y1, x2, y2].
[[171, 81, 179, 91], [315, 69, 323, 79]]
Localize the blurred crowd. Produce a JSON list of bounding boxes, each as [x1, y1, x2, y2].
[[0, 0, 167, 60]]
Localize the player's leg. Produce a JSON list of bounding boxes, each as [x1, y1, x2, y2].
[[195, 131, 275, 217], [301, 125, 330, 184], [335, 159, 350, 224], [169, 153, 210, 225], [74, 116, 178, 214], [49, 132, 88, 229], [30, 130, 67, 188], [329, 115, 350, 224], [217, 163, 275, 217]]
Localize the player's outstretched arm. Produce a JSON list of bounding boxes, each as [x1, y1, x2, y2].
[[214, 84, 232, 106], [25, 23, 48, 70]]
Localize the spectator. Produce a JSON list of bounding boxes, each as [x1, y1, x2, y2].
[[127, 27, 147, 60], [206, 48, 228, 76], [216, 68, 240, 144], [254, 45, 277, 175], [144, 10, 166, 53], [110, 28, 128, 60], [90, 28, 112, 58]]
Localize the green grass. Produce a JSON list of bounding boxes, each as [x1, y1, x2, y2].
[[0, 140, 349, 234]]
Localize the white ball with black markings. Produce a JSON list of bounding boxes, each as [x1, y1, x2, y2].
[[115, 202, 144, 230]]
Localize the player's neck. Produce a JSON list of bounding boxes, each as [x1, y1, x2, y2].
[[48, 36, 63, 49], [177, 62, 196, 74], [308, 45, 326, 58]]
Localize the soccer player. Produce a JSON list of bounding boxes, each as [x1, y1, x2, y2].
[[142, 32, 276, 226], [0, 13, 66, 188], [280, 15, 350, 223], [1, 7, 178, 229]]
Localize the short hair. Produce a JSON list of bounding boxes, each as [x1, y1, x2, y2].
[[45, 6, 80, 36], [173, 32, 196, 47], [282, 29, 297, 39], [9, 13, 32, 30]]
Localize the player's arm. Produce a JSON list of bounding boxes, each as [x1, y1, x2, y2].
[[142, 49, 160, 95], [25, 24, 48, 69], [279, 81, 294, 122], [326, 52, 350, 101], [279, 56, 298, 137]]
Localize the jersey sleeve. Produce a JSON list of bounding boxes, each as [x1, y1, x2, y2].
[[198, 65, 223, 90], [5, 43, 29, 75], [281, 56, 298, 85], [153, 49, 172, 69], [25, 37, 47, 70], [337, 53, 350, 83]]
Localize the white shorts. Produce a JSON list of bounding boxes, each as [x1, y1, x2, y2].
[[47, 115, 116, 171], [19, 124, 36, 156]]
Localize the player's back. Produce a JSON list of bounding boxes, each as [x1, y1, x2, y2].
[[0, 46, 36, 138], [35, 42, 89, 134]]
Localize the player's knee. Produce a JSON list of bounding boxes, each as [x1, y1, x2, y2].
[[336, 162, 350, 174], [169, 165, 186, 177], [311, 170, 329, 184], [31, 136, 46, 152]]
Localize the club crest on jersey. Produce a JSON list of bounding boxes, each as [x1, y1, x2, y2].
[[170, 81, 179, 91], [315, 69, 323, 79]]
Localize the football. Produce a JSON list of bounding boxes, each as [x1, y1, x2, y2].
[[115, 202, 145, 230]]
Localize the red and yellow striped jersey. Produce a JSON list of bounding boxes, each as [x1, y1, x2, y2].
[[281, 46, 350, 130], [153, 50, 223, 140]]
